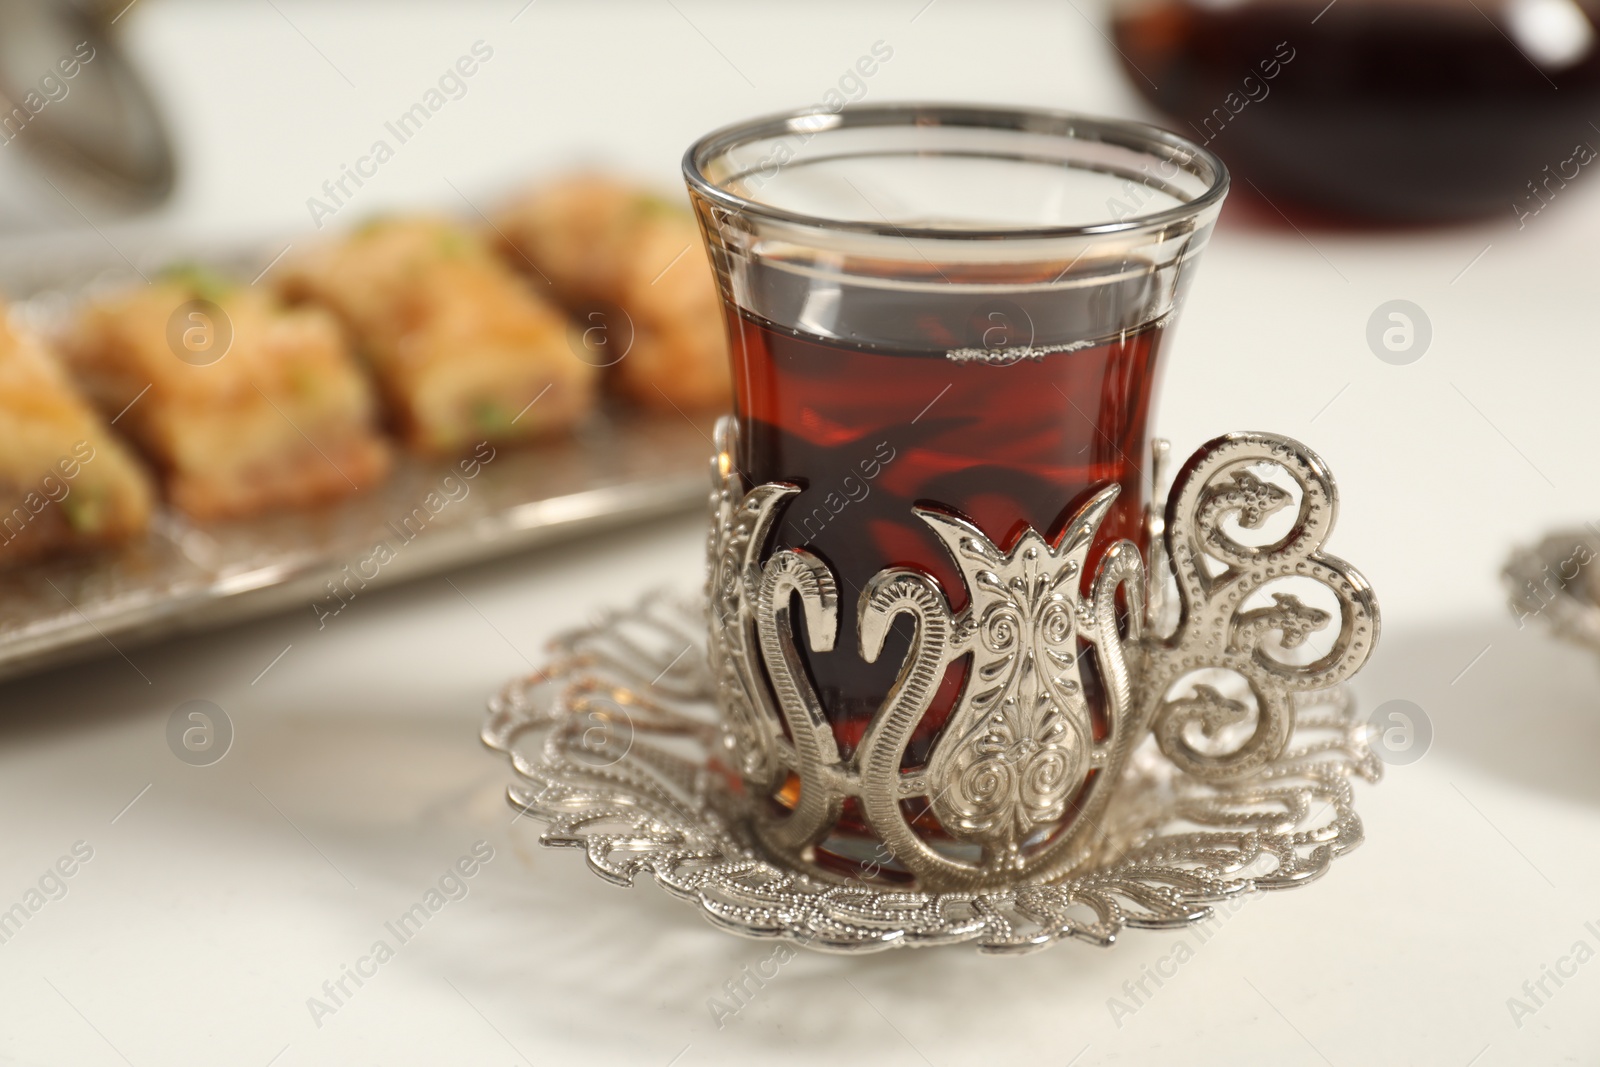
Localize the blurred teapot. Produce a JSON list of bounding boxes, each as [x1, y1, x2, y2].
[[1111, 0, 1600, 225]]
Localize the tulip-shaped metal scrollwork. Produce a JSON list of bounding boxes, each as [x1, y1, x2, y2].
[[856, 496, 1149, 890], [707, 419, 1151, 891], [1142, 432, 1380, 780]]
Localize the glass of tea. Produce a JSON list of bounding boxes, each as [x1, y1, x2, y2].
[[684, 104, 1228, 887]]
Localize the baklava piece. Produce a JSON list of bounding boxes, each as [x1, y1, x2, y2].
[[63, 270, 391, 521], [279, 218, 597, 454], [494, 175, 731, 411], [0, 310, 153, 564]]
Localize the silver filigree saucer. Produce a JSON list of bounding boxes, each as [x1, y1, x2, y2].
[[1504, 526, 1600, 653], [481, 593, 1381, 954]]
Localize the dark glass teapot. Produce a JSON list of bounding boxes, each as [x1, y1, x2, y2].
[[1111, 0, 1600, 224]]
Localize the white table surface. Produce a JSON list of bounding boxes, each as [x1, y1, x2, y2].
[[3, 2, 1599, 1064]]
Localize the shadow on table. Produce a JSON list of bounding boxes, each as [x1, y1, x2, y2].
[[1358, 615, 1600, 808], [0, 647, 154, 739]]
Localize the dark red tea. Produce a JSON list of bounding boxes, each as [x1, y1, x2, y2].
[[728, 293, 1166, 773]]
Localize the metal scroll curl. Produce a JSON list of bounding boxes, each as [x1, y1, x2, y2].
[[1143, 432, 1380, 781]]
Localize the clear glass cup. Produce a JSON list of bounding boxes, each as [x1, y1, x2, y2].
[[685, 104, 1227, 886]]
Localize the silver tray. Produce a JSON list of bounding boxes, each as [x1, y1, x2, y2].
[[0, 236, 715, 682]]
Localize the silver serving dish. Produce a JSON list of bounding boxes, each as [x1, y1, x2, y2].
[[0, 242, 715, 682]]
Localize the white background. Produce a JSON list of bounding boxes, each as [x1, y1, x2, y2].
[[1, 1, 1598, 1064]]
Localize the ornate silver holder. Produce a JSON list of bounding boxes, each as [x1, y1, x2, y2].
[[481, 429, 1384, 953]]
